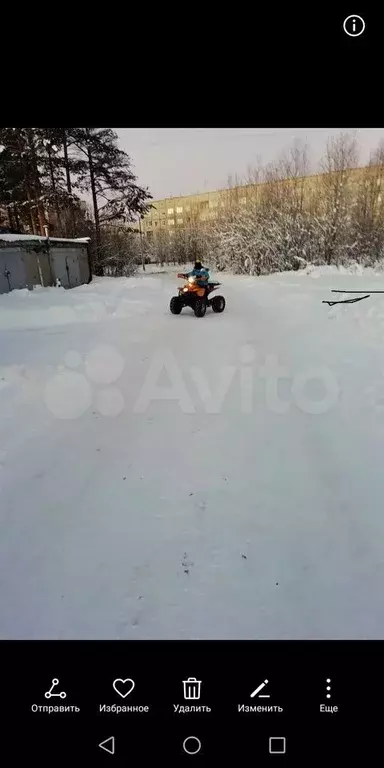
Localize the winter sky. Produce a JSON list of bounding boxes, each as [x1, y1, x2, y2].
[[115, 128, 384, 201]]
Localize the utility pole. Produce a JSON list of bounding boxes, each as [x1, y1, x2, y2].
[[139, 215, 145, 271]]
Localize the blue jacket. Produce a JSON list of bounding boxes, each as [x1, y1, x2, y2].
[[187, 267, 210, 285]]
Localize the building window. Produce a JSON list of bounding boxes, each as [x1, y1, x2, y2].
[[177, 218, 183, 225], [167, 207, 174, 215], [147, 219, 152, 226], [154, 221, 158, 227], [185, 205, 190, 212], [176, 206, 183, 214], [168, 219, 175, 226], [240, 197, 247, 205]]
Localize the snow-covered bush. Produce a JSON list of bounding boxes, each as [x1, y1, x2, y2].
[[96, 229, 140, 277], [145, 226, 208, 267], [201, 138, 384, 276], [135, 134, 384, 279]]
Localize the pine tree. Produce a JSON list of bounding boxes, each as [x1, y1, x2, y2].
[[69, 128, 152, 273], [0, 128, 41, 233], [34, 128, 67, 233], [24, 128, 47, 234], [0, 134, 24, 230]]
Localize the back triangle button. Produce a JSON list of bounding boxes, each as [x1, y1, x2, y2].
[[99, 736, 115, 755]]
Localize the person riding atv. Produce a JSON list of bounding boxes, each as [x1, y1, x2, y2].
[[169, 262, 226, 317], [185, 261, 210, 290]]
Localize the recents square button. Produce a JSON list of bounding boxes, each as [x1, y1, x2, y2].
[[269, 737, 286, 755]]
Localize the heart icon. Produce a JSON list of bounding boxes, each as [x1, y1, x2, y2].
[[113, 678, 135, 699]]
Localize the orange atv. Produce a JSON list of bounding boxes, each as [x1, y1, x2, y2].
[[169, 274, 226, 317]]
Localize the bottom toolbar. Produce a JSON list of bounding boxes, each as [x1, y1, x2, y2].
[[2, 641, 382, 764]]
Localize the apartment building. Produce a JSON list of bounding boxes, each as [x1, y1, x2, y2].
[[140, 184, 259, 238], [142, 191, 217, 237], [140, 166, 382, 238]]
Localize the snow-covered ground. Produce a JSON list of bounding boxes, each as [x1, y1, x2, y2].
[[1, 265, 384, 639]]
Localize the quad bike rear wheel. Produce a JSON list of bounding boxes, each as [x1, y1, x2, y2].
[[170, 296, 182, 314], [212, 295, 226, 313], [194, 298, 207, 317]]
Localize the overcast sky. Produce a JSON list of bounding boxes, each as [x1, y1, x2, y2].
[[115, 128, 384, 201]]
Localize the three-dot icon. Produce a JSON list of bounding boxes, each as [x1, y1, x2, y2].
[[326, 678, 332, 699], [343, 15, 365, 37]]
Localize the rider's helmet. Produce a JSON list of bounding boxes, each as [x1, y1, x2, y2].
[[194, 260, 202, 270]]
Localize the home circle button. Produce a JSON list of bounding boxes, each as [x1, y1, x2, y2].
[[183, 736, 202, 755]]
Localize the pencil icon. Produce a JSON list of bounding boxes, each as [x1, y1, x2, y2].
[[250, 679, 270, 698]]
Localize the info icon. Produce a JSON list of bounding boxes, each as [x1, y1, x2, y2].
[[343, 15, 365, 37]]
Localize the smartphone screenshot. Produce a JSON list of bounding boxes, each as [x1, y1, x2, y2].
[[0, 12, 382, 764]]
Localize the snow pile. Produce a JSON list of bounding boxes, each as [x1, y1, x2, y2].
[[0, 276, 164, 330], [305, 262, 384, 278]]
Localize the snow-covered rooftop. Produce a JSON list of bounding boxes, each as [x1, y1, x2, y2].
[[0, 234, 90, 244]]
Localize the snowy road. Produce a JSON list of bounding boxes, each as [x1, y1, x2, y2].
[[1, 266, 384, 639]]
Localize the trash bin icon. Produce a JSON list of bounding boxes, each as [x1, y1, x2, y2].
[[183, 677, 202, 700]]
